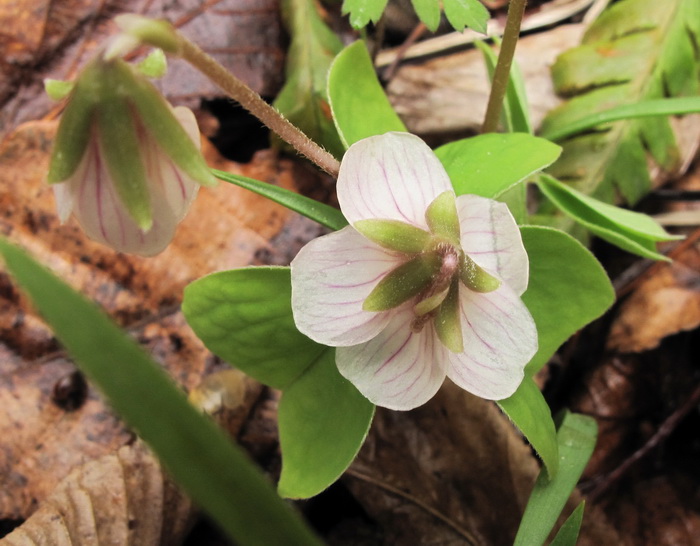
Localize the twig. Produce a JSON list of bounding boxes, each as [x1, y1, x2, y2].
[[345, 467, 483, 545]]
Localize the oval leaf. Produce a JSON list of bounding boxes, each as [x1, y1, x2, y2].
[[278, 348, 375, 498], [328, 41, 407, 147], [520, 226, 614, 375], [435, 133, 561, 198]]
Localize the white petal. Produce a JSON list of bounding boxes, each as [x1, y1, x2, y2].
[[71, 140, 178, 256], [336, 308, 447, 411], [338, 132, 453, 230], [445, 283, 537, 400], [291, 225, 402, 346], [457, 194, 529, 295]]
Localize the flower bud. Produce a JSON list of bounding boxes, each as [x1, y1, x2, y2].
[[48, 51, 216, 256]]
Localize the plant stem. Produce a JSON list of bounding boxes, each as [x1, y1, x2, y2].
[[481, 0, 527, 133], [178, 38, 341, 177]]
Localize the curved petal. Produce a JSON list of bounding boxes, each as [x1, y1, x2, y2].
[[445, 283, 537, 400], [291, 226, 402, 347], [456, 194, 529, 295], [338, 132, 453, 230], [336, 308, 447, 410], [71, 140, 179, 256]]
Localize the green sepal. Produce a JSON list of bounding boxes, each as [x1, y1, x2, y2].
[[460, 254, 500, 293], [96, 90, 153, 230], [425, 191, 460, 244], [46, 66, 100, 183], [137, 48, 168, 78], [114, 60, 217, 188], [363, 253, 441, 312], [354, 219, 432, 254], [434, 279, 463, 353], [414, 286, 449, 317], [44, 79, 75, 101]]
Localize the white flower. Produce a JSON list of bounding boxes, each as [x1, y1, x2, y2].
[[291, 132, 537, 410], [48, 55, 215, 256]]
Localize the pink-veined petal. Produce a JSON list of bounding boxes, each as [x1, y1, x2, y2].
[[291, 225, 403, 347], [338, 132, 453, 230], [456, 194, 529, 295], [71, 139, 179, 256], [336, 308, 447, 410], [445, 283, 537, 400]]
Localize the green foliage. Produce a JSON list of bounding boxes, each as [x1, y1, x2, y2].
[[274, 0, 345, 158], [435, 133, 560, 199], [183, 268, 374, 498], [213, 169, 347, 231], [540, 0, 700, 204], [328, 41, 406, 147], [537, 174, 682, 261], [520, 226, 614, 375], [498, 378, 559, 478], [341, 0, 488, 33], [550, 502, 586, 546], [514, 411, 597, 546], [0, 239, 322, 546]]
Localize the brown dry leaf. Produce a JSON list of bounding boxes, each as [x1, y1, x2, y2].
[[607, 242, 700, 354], [345, 382, 619, 545], [0, 0, 284, 138], [346, 382, 543, 545], [385, 24, 584, 138], [0, 119, 327, 521], [0, 441, 194, 546]]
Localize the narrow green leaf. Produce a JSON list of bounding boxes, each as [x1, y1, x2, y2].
[[342, 0, 389, 28], [0, 238, 322, 546], [278, 348, 375, 498], [274, 0, 345, 158], [442, 0, 489, 34], [411, 0, 441, 31], [540, 96, 700, 142], [498, 378, 559, 477], [328, 41, 407, 147], [550, 501, 586, 546], [514, 411, 597, 546], [520, 226, 614, 375], [537, 174, 681, 261], [435, 133, 561, 198], [213, 169, 348, 231], [183, 267, 324, 390]]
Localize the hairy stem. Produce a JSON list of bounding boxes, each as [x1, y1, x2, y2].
[[481, 0, 527, 133], [178, 38, 341, 177]]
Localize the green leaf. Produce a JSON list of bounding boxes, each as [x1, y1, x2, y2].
[[184, 267, 375, 498], [274, 0, 345, 158], [435, 133, 561, 198], [442, 0, 489, 34], [183, 267, 324, 390], [342, 0, 389, 28], [520, 226, 614, 375], [540, 96, 700, 142], [0, 238, 322, 546], [213, 169, 348, 231], [537, 174, 681, 261], [498, 378, 559, 478], [550, 501, 586, 546], [278, 348, 375, 498], [328, 40, 407, 147], [411, 0, 441, 31], [540, 0, 700, 204], [514, 411, 597, 546]]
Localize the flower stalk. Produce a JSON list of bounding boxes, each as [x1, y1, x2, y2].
[[481, 0, 528, 133]]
